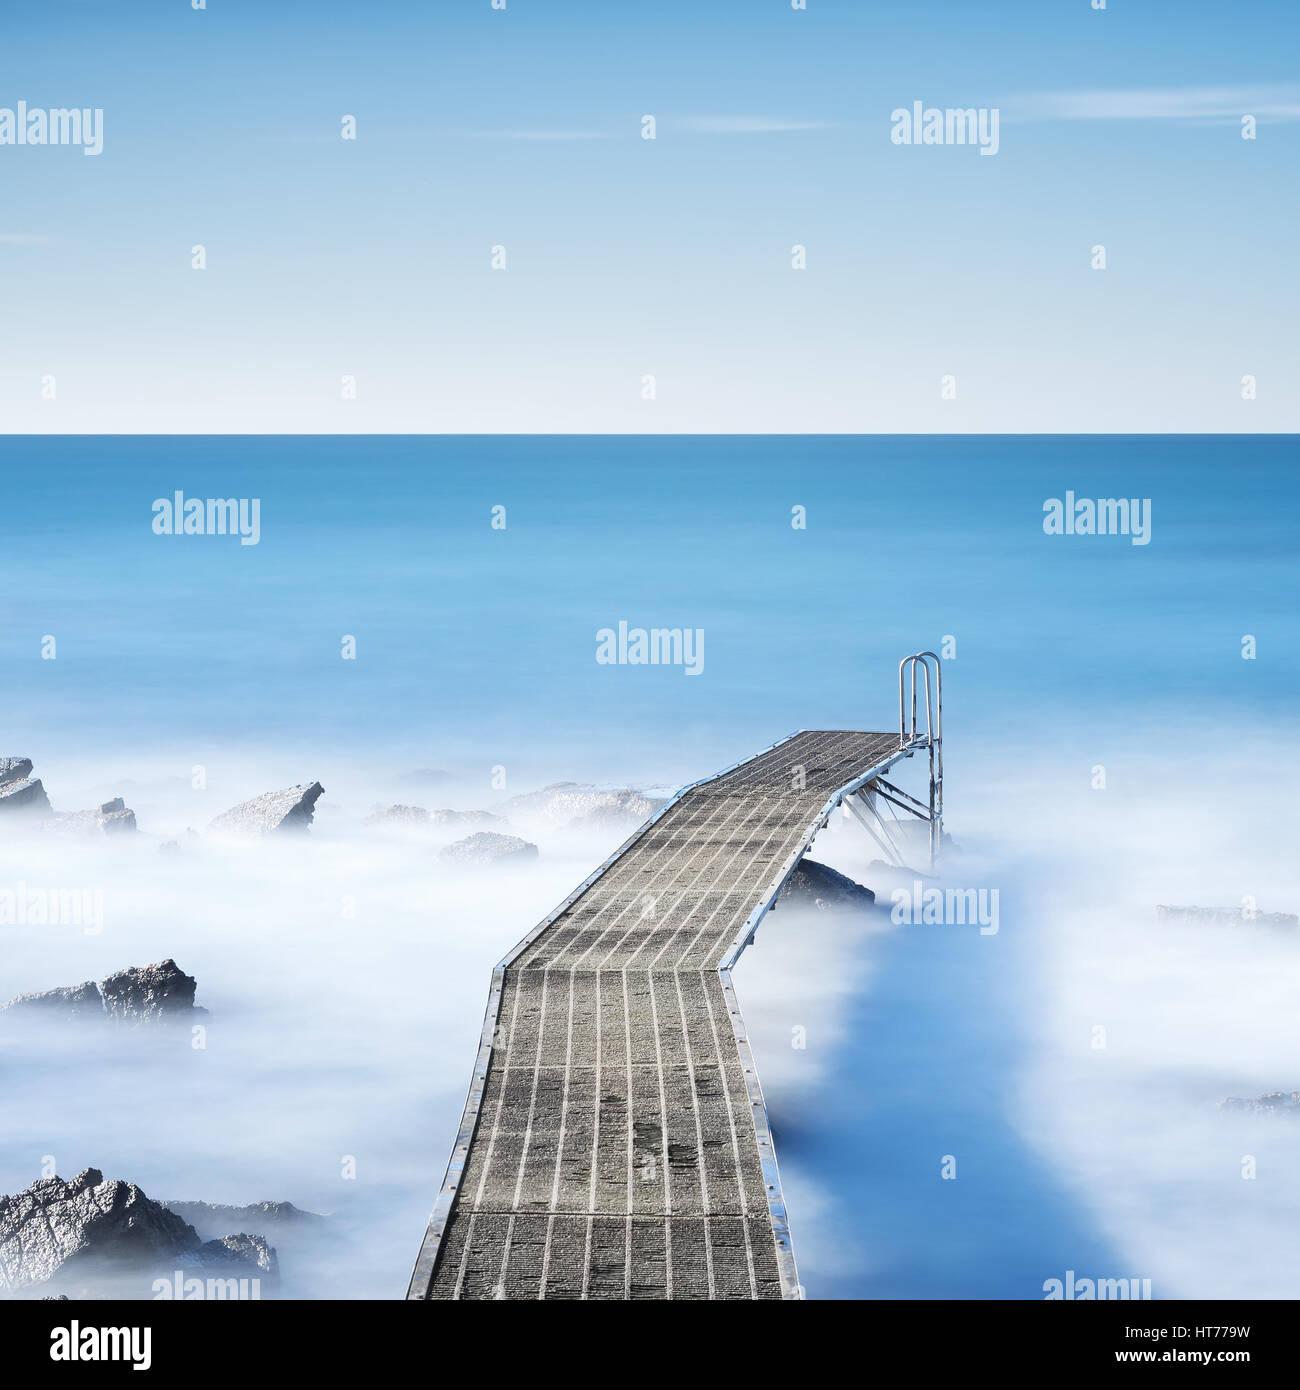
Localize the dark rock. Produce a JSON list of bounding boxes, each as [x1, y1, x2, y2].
[[0, 776, 51, 815], [2, 962, 207, 1028], [778, 859, 876, 911], [439, 831, 538, 866], [99, 960, 202, 1024], [0, 756, 52, 815], [161, 1200, 325, 1243], [0, 757, 34, 786], [0, 1169, 275, 1296], [0, 981, 104, 1022], [198, 1233, 278, 1278], [208, 782, 324, 836]]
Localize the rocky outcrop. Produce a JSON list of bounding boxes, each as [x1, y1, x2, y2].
[[97, 797, 136, 831], [500, 782, 664, 830], [100, 960, 205, 1024], [0, 981, 104, 1023], [1, 961, 205, 1026], [777, 859, 876, 911], [439, 831, 538, 866], [1157, 905, 1297, 928], [0, 1169, 276, 1296], [0, 755, 51, 816], [0, 759, 135, 828], [0, 758, 33, 785], [45, 798, 138, 836], [1220, 1091, 1300, 1115], [208, 782, 324, 836], [160, 1200, 325, 1243], [204, 1233, 278, 1275]]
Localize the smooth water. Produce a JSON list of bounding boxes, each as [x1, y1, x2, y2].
[[1, 435, 1296, 1298]]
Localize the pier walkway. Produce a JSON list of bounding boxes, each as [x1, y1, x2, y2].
[[409, 659, 942, 1300]]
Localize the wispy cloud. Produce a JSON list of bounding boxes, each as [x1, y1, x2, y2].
[[1009, 85, 1300, 123], [677, 116, 833, 134], [464, 129, 615, 142]]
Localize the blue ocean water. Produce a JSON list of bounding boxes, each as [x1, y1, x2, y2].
[[1, 435, 1295, 767], [2, 435, 1297, 1300]]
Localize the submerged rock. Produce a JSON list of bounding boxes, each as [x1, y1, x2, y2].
[[1220, 1091, 1300, 1115], [0, 1169, 276, 1296], [203, 1233, 278, 1276], [439, 831, 538, 866], [161, 1200, 325, 1243], [0, 760, 134, 828], [0, 981, 104, 1023], [777, 859, 876, 911], [1, 960, 205, 1026], [365, 805, 507, 832], [500, 782, 664, 829], [1157, 904, 1298, 928], [208, 782, 324, 836], [45, 800, 138, 836]]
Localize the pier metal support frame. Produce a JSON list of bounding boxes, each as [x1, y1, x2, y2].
[[828, 651, 944, 873]]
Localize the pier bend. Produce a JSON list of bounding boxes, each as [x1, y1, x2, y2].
[[408, 652, 943, 1301]]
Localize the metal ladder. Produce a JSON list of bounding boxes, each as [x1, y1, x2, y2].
[[897, 651, 943, 864]]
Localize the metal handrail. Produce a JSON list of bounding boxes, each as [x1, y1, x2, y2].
[[897, 651, 943, 863], [899, 650, 941, 750]]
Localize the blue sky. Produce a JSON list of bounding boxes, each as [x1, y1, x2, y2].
[[2, 0, 1297, 430]]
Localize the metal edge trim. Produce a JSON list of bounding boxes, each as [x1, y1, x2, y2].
[[715, 740, 920, 1300]]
